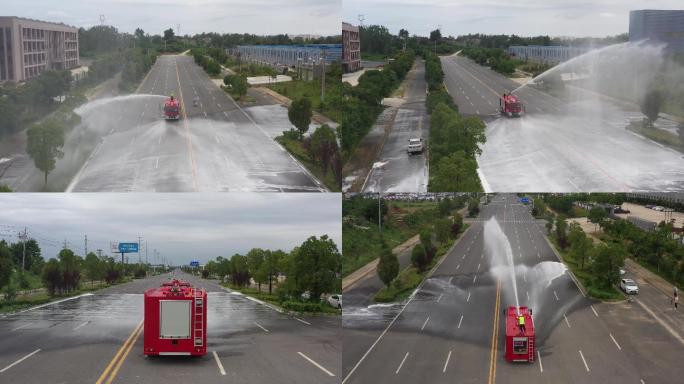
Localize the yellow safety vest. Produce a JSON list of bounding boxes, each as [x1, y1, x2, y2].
[[518, 316, 525, 326]]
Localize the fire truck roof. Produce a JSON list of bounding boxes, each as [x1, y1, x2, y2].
[[145, 279, 195, 298], [505, 306, 534, 337]]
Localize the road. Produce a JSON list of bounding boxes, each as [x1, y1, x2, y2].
[[440, 54, 684, 192], [61, 54, 323, 192], [0, 271, 340, 384], [363, 59, 429, 193], [342, 194, 684, 384]]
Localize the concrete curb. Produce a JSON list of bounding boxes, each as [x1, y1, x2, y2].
[[543, 235, 588, 298]]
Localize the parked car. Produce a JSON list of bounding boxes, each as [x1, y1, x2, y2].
[[328, 294, 342, 309], [619, 268, 626, 276], [407, 138, 424, 154], [620, 278, 639, 295]]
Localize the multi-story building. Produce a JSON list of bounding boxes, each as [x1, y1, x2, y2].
[[629, 9, 684, 53], [0, 16, 79, 82], [508, 45, 593, 65], [342, 22, 360, 73]]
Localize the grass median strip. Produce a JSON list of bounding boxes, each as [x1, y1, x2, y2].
[[96, 320, 143, 384]]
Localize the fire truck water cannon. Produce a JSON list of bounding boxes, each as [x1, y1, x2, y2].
[[163, 94, 181, 120], [500, 93, 524, 117], [504, 306, 535, 363], [144, 279, 207, 356]]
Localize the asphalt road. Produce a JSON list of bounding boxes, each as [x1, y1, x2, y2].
[[342, 194, 684, 384], [0, 271, 340, 384], [65, 54, 324, 192], [363, 59, 429, 193], [440, 54, 684, 192]]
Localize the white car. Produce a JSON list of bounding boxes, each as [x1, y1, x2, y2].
[[328, 294, 342, 309], [407, 138, 424, 154], [620, 278, 639, 295]]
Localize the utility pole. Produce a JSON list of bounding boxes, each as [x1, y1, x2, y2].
[[137, 236, 143, 264], [63, 239, 68, 250], [145, 241, 148, 264], [18, 227, 28, 271], [84, 234, 88, 256], [378, 192, 382, 235], [97, 249, 103, 258]]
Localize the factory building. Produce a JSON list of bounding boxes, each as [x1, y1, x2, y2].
[[629, 9, 684, 53], [342, 22, 361, 73], [507, 45, 593, 65], [0, 16, 79, 82]]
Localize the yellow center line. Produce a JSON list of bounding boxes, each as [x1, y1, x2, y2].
[[449, 57, 502, 99], [174, 57, 198, 191], [95, 320, 143, 384], [105, 322, 144, 384], [488, 280, 501, 384]]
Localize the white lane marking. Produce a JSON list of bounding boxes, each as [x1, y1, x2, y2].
[[635, 298, 684, 346], [458, 315, 464, 329], [154, 157, 159, 169], [456, 264, 460, 270], [73, 321, 89, 331], [590, 305, 599, 317], [217, 103, 222, 108], [472, 274, 477, 284], [254, 321, 269, 332], [609, 333, 622, 350], [481, 253, 484, 259], [204, 111, 208, 118], [553, 290, 559, 301], [437, 293, 443, 303], [215, 135, 220, 144], [0, 349, 41, 373], [448, 276, 453, 284], [476, 110, 480, 114], [477, 263, 481, 271], [536, 106, 543, 112], [523, 274, 527, 283], [421, 316, 430, 331], [395, 352, 409, 374], [141, 111, 145, 117], [526, 291, 530, 301], [294, 317, 311, 325], [443, 350, 452, 373], [563, 313, 571, 328], [467, 291, 471, 302], [157, 135, 162, 145], [298, 352, 335, 377], [462, 254, 466, 259], [213, 350, 226, 375], [578, 350, 590, 372], [11, 323, 31, 331], [538, 350, 543, 372], [641, 380, 646, 384]]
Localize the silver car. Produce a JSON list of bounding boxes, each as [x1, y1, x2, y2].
[[620, 278, 639, 295], [328, 294, 342, 309], [407, 138, 424, 154]]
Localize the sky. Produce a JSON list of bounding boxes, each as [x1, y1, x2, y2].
[[2, 0, 341, 36], [343, 0, 684, 38], [0, 193, 341, 266]]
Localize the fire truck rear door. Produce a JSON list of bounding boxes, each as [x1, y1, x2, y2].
[[160, 300, 191, 339]]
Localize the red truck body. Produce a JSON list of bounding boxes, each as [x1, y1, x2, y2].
[[500, 94, 524, 117], [163, 97, 180, 120], [143, 279, 207, 356], [504, 306, 535, 363]]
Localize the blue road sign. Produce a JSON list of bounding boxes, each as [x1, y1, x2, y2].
[[520, 197, 531, 204], [190, 261, 200, 267], [118, 243, 139, 253]]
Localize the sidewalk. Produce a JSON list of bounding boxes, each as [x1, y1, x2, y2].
[[342, 234, 420, 292]]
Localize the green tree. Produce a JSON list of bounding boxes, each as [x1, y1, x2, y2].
[[35, 70, 72, 102], [288, 97, 313, 140], [0, 96, 19, 136], [246, 248, 267, 292], [568, 223, 592, 270], [377, 241, 399, 287], [587, 206, 608, 232], [264, 250, 285, 294], [83, 252, 103, 283], [429, 29, 442, 42], [0, 242, 13, 291], [468, 197, 480, 217], [431, 151, 481, 192], [224, 74, 248, 98], [435, 218, 453, 244], [641, 89, 663, 127], [590, 243, 625, 289], [163, 28, 175, 42], [310, 124, 339, 175], [411, 243, 429, 272], [555, 215, 569, 249], [26, 119, 65, 186], [230, 254, 251, 287], [42, 258, 62, 295], [58, 248, 81, 293], [288, 235, 340, 300]]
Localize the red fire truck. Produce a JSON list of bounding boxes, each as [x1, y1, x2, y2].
[[504, 306, 535, 363], [143, 279, 207, 356], [500, 93, 524, 117], [163, 95, 181, 120]]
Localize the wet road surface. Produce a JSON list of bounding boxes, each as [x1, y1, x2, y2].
[[362, 59, 429, 193], [66, 55, 324, 192], [342, 194, 681, 384], [0, 271, 340, 383], [440, 54, 684, 192]]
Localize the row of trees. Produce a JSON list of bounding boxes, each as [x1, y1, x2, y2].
[[339, 50, 415, 155], [423, 50, 485, 191], [203, 235, 341, 301], [460, 47, 517, 76], [191, 49, 222, 77]]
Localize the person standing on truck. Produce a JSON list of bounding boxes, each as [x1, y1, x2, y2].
[[518, 314, 526, 334]]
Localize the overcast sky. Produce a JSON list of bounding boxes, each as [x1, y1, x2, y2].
[[344, 0, 683, 38], [3, 0, 341, 36], [0, 193, 340, 266]]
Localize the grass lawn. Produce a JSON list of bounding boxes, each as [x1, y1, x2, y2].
[[361, 52, 390, 62], [342, 221, 412, 277], [275, 135, 340, 192], [223, 284, 340, 315], [269, 80, 342, 123]]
